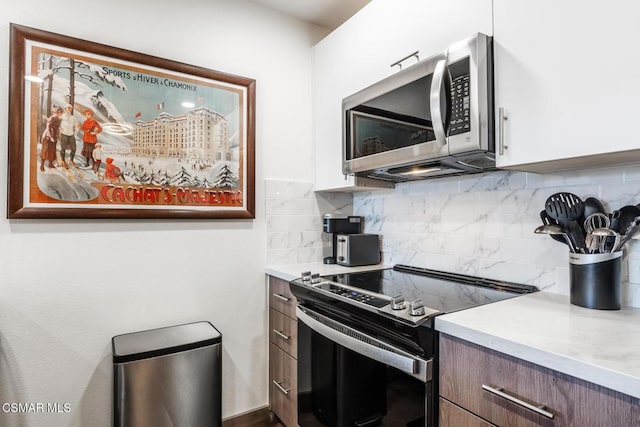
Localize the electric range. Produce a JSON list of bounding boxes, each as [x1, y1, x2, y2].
[[289, 264, 538, 427]]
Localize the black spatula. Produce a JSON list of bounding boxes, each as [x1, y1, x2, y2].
[[540, 210, 566, 245], [545, 192, 586, 252]]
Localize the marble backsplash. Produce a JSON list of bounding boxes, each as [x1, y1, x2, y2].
[[265, 165, 640, 308], [353, 165, 640, 308], [266, 180, 352, 265]]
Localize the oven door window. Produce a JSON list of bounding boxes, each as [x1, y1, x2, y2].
[[298, 319, 427, 427]]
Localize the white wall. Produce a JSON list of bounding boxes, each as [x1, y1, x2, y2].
[[0, 1, 325, 425]]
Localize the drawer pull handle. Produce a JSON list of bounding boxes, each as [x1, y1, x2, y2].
[[272, 293, 290, 302], [272, 329, 290, 341], [481, 384, 554, 419], [272, 380, 290, 396]]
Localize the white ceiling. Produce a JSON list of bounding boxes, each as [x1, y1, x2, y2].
[[248, 0, 370, 30]]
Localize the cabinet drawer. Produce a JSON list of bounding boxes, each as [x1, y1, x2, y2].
[[269, 308, 297, 358], [439, 398, 495, 427], [439, 334, 639, 427], [269, 277, 297, 318], [269, 343, 297, 427]]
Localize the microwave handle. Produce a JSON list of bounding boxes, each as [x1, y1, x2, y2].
[[429, 59, 447, 147]]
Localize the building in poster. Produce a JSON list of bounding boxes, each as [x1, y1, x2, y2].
[[132, 106, 230, 162]]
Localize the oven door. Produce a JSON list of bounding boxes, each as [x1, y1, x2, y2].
[[296, 305, 433, 427]]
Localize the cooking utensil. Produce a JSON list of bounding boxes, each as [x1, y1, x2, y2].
[[580, 197, 607, 235], [613, 216, 640, 252], [615, 205, 640, 235], [544, 192, 586, 252], [591, 228, 621, 253], [582, 197, 607, 218], [539, 210, 566, 244], [605, 210, 622, 252], [583, 213, 610, 253], [606, 206, 640, 251], [534, 224, 576, 253], [545, 192, 585, 218], [609, 209, 621, 231]]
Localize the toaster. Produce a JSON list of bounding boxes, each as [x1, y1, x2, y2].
[[336, 234, 381, 267]]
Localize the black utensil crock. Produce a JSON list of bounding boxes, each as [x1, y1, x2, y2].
[[569, 252, 622, 310]]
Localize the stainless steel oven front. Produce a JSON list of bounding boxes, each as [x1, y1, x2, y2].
[[290, 266, 538, 427], [296, 305, 434, 427]]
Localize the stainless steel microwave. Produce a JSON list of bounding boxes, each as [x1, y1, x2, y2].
[[343, 33, 495, 182]]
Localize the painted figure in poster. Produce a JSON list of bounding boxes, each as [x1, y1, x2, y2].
[[104, 157, 124, 183], [59, 104, 78, 167], [92, 143, 103, 177], [80, 109, 102, 168], [40, 106, 63, 172]]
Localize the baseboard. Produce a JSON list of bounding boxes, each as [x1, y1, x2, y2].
[[222, 405, 273, 427]]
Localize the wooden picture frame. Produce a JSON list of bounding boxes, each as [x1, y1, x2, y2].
[[8, 23, 255, 219]]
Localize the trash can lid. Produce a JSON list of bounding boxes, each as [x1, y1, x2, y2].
[[112, 321, 221, 363]]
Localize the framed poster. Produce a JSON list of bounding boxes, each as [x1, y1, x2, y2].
[[7, 23, 255, 219]]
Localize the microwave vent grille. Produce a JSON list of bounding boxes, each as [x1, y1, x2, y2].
[[454, 155, 496, 171], [387, 163, 463, 177]]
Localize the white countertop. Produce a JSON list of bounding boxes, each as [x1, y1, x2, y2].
[[266, 262, 392, 281], [435, 291, 640, 399]]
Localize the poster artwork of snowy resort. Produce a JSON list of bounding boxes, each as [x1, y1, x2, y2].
[[25, 41, 246, 210]]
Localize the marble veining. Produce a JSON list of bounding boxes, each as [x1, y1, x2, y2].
[[265, 165, 640, 307], [266, 262, 391, 282], [265, 180, 353, 265], [354, 166, 640, 307], [377, 270, 519, 313]]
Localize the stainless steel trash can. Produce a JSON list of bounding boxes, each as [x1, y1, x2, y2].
[[112, 321, 222, 427]]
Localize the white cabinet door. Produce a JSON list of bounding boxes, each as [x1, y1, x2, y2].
[[494, 0, 640, 171], [313, 0, 493, 191]]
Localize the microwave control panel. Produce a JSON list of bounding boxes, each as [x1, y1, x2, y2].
[[449, 57, 470, 136]]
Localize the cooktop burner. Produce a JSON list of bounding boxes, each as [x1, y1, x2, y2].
[[291, 265, 538, 326]]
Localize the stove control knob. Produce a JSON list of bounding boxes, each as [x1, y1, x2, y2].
[[310, 273, 321, 284], [409, 299, 426, 316], [390, 295, 406, 310], [301, 271, 312, 282]]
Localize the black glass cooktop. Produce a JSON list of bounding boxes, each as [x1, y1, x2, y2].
[[322, 265, 538, 315]]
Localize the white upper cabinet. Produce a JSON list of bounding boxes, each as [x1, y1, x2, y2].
[[313, 0, 493, 191], [494, 0, 640, 171]]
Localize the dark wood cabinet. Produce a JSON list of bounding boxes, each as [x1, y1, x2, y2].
[[269, 275, 297, 318], [269, 308, 297, 359], [268, 276, 298, 427], [439, 398, 496, 427], [439, 334, 640, 427]]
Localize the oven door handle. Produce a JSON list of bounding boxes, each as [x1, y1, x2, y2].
[[296, 306, 431, 383]]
